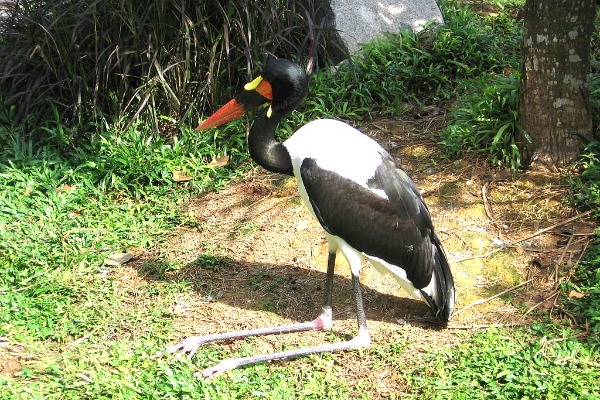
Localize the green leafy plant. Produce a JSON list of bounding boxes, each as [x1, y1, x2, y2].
[[567, 63, 600, 212], [564, 235, 600, 334], [295, 2, 522, 124], [440, 73, 527, 170], [570, 141, 600, 212]]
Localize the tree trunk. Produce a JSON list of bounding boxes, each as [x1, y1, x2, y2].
[[518, 0, 595, 171]]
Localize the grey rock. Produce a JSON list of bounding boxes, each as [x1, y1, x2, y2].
[[331, 0, 443, 54]]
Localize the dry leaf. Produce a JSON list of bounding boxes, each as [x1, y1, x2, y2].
[[172, 170, 193, 182], [568, 290, 585, 299], [530, 255, 552, 268], [56, 184, 76, 192], [492, 169, 512, 181], [24, 187, 32, 196], [68, 211, 83, 219], [208, 155, 230, 167], [103, 252, 135, 266], [126, 246, 145, 257]]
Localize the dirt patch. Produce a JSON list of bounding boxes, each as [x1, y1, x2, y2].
[[0, 353, 21, 378], [0, 338, 24, 378], [129, 115, 595, 395]]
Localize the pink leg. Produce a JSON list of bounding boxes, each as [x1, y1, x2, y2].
[[167, 252, 372, 378], [199, 272, 370, 379], [166, 308, 333, 357]]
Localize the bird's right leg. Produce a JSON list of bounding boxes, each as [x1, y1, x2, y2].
[[167, 252, 337, 357], [199, 258, 370, 379], [314, 249, 336, 329]]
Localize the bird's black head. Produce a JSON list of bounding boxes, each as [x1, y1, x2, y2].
[[259, 59, 309, 116], [196, 59, 309, 130]]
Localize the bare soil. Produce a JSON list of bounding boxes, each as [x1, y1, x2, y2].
[[129, 115, 595, 395]]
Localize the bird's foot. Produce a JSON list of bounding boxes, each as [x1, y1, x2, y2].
[[197, 358, 242, 380], [166, 336, 208, 358], [196, 332, 371, 379], [347, 332, 371, 348]]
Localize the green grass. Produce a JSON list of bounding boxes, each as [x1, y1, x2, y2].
[[407, 326, 599, 399], [2, 348, 358, 399], [0, 95, 363, 399], [0, 117, 248, 344], [1, 0, 599, 398], [440, 73, 526, 170], [563, 231, 600, 333]]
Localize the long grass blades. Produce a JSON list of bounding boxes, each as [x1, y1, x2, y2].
[[0, 0, 339, 149]]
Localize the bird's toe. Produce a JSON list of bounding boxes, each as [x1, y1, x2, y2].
[[200, 358, 241, 379], [167, 336, 205, 357]]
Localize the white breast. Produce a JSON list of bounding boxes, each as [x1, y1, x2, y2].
[[283, 119, 386, 185]]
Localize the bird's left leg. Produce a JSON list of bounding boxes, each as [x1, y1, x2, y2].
[[198, 268, 371, 379], [165, 252, 337, 359]]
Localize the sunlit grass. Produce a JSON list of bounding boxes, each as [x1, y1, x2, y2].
[[0, 0, 598, 398]]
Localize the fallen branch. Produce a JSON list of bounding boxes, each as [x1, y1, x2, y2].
[[452, 248, 504, 263], [481, 183, 494, 222], [0, 283, 36, 295], [573, 238, 593, 266], [68, 322, 106, 348], [454, 278, 535, 316], [554, 235, 574, 281], [523, 290, 560, 316], [512, 209, 595, 245], [453, 209, 595, 264]]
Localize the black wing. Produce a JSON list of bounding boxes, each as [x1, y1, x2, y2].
[[300, 156, 436, 289]]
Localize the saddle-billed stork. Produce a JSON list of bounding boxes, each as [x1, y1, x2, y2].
[[168, 59, 455, 378]]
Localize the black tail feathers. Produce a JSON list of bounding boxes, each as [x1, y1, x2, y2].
[[421, 233, 455, 324]]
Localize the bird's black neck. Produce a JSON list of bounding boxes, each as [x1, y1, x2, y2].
[[248, 113, 294, 176]]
